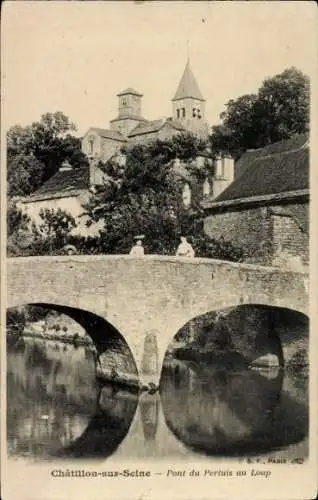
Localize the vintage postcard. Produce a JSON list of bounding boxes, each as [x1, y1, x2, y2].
[[1, 1, 317, 499]]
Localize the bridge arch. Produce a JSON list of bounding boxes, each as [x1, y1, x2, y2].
[[7, 302, 139, 386], [165, 304, 309, 371]]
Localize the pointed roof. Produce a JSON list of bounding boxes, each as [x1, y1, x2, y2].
[[172, 59, 205, 101]]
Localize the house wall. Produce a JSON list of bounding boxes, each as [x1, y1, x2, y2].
[[203, 201, 309, 269], [20, 193, 102, 237]]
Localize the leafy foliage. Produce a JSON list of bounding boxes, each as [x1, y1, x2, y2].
[[7, 200, 30, 237], [83, 134, 243, 260], [7, 201, 34, 257], [210, 67, 310, 158], [7, 204, 77, 257], [84, 134, 207, 255], [7, 112, 89, 197], [7, 308, 26, 336], [30, 208, 77, 255]]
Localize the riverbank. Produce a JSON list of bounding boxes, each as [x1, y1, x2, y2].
[[7, 329, 93, 347]]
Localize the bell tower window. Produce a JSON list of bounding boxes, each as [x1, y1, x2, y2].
[[177, 109, 180, 119], [193, 107, 202, 119], [182, 108, 186, 118]]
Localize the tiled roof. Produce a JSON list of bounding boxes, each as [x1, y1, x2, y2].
[[110, 115, 147, 124], [87, 127, 128, 142], [128, 118, 186, 138], [117, 88, 143, 97], [23, 166, 90, 202], [202, 134, 309, 210], [235, 133, 309, 178], [172, 59, 205, 101]]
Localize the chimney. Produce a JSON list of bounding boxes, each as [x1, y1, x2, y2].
[[215, 156, 223, 179], [223, 155, 235, 183], [59, 159, 73, 172]]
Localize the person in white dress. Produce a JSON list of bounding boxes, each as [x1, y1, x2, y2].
[[176, 236, 195, 258], [129, 239, 145, 257]]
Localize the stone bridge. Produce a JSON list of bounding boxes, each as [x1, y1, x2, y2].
[[7, 255, 309, 386]]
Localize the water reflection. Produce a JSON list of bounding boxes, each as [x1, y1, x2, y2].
[[58, 384, 139, 459], [7, 337, 308, 461], [160, 361, 308, 457], [7, 338, 138, 461], [140, 393, 159, 441]]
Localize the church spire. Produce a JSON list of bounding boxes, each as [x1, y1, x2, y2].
[[172, 59, 205, 101]]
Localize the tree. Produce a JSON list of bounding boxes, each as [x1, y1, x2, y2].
[[83, 134, 243, 260], [7, 201, 34, 257], [210, 67, 310, 158], [31, 208, 77, 254], [84, 136, 205, 254], [7, 112, 89, 197], [7, 203, 77, 257], [7, 154, 45, 197], [7, 200, 30, 237]]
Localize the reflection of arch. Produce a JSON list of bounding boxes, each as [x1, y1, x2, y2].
[[160, 365, 308, 456], [57, 383, 139, 460]]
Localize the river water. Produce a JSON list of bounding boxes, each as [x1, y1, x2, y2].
[[7, 337, 308, 463]]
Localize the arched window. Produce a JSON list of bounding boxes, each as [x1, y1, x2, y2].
[[182, 108, 186, 118], [182, 183, 191, 207], [88, 138, 94, 155]]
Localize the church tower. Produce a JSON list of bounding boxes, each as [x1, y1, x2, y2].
[[172, 59, 208, 137], [110, 87, 147, 137]]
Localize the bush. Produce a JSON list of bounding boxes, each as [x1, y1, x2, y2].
[[287, 348, 308, 373], [7, 308, 26, 336]]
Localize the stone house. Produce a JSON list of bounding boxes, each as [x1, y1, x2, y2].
[[202, 134, 309, 269], [18, 160, 104, 236]]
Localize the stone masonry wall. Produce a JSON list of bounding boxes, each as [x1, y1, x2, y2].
[[204, 201, 309, 267], [204, 206, 272, 265]]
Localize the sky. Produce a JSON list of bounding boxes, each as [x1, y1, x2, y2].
[[2, 1, 317, 137]]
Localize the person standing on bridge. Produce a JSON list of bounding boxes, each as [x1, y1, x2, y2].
[[176, 236, 195, 258], [129, 237, 145, 257]]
